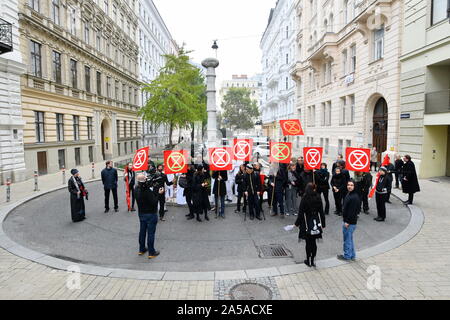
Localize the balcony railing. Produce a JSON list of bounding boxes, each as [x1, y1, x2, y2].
[[425, 90, 450, 114], [0, 18, 13, 55]]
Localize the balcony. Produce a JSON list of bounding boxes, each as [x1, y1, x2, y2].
[[307, 32, 338, 62], [425, 90, 450, 115], [0, 18, 13, 55]]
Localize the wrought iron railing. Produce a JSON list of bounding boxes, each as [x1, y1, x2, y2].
[[425, 90, 450, 114], [0, 18, 13, 55]]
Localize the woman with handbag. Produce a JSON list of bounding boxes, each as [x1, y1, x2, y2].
[[68, 169, 87, 223], [295, 183, 326, 267]]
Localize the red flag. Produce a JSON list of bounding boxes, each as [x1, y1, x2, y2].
[[280, 120, 304, 136], [304, 147, 323, 170], [132, 147, 150, 172], [233, 139, 253, 161], [346, 148, 371, 172], [209, 147, 233, 171], [369, 155, 391, 199], [270, 142, 292, 164], [164, 150, 188, 174]]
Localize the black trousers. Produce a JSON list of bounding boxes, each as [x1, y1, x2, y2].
[[237, 191, 247, 212], [128, 185, 136, 209], [408, 193, 414, 204], [395, 173, 401, 188], [104, 188, 118, 210], [361, 190, 369, 212], [318, 189, 330, 214], [186, 192, 194, 216], [376, 193, 387, 219], [158, 194, 165, 218], [333, 191, 342, 213], [247, 193, 261, 219], [371, 162, 378, 172], [305, 236, 317, 259]]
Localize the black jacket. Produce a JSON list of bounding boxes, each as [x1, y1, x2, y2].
[[395, 159, 404, 173], [300, 171, 319, 193], [124, 170, 135, 187], [101, 167, 118, 189], [212, 171, 228, 196], [331, 173, 346, 193], [343, 191, 360, 225], [360, 172, 373, 194], [235, 171, 246, 193], [243, 172, 261, 195], [316, 169, 330, 192], [295, 194, 326, 239], [376, 174, 392, 194], [401, 161, 420, 194], [135, 184, 159, 214], [192, 172, 210, 209]]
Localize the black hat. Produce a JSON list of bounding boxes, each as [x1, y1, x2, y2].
[[71, 169, 79, 175], [246, 164, 253, 170]]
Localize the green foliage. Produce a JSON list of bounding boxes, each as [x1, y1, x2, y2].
[[221, 88, 260, 131], [139, 48, 206, 146]]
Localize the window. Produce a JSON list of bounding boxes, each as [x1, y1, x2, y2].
[[342, 49, 348, 75], [350, 45, 356, 73], [52, 51, 61, 84], [34, 111, 45, 143], [96, 32, 101, 51], [107, 76, 111, 98], [58, 149, 66, 170], [70, 59, 77, 89], [373, 25, 385, 60], [30, 40, 42, 77], [338, 139, 344, 155], [30, 0, 40, 12], [129, 86, 132, 104], [326, 101, 332, 126], [124, 120, 127, 137], [73, 116, 80, 141], [340, 97, 346, 125], [88, 146, 94, 163], [69, 6, 77, 35], [323, 61, 332, 84], [129, 121, 133, 137], [85, 66, 91, 92], [97, 71, 102, 96], [325, 138, 329, 155], [84, 21, 90, 44], [115, 80, 119, 100], [286, 53, 289, 65], [285, 77, 289, 90], [56, 113, 64, 142], [51, 0, 60, 25], [75, 148, 81, 166], [431, 0, 450, 25], [122, 84, 126, 102], [286, 25, 289, 39], [104, 0, 109, 14], [87, 117, 93, 140], [349, 95, 355, 124], [117, 120, 121, 138], [321, 103, 326, 126], [135, 122, 138, 136]]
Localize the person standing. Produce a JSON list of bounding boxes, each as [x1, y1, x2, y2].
[[212, 170, 228, 218], [235, 164, 248, 214], [316, 163, 330, 215], [337, 180, 360, 261], [192, 165, 211, 222], [295, 157, 305, 176], [332, 155, 344, 174], [285, 163, 300, 216], [253, 162, 265, 213], [375, 167, 392, 222], [101, 161, 118, 213], [401, 155, 420, 205], [371, 147, 378, 172], [156, 164, 174, 221], [181, 165, 195, 219], [360, 171, 373, 214], [331, 167, 346, 216], [295, 183, 325, 267], [385, 158, 395, 204], [68, 169, 87, 223], [394, 154, 404, 189], [124, 163, 136, 212], [270, 164, 288, 218], [135, 174, 164, 259], [244, 164, 262, 220]]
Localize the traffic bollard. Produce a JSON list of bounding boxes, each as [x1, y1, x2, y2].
[[62, 166, 66, 185], [91, 163, 95, 179], [6, 178, 11, 203], [34, 170, 39, 192]]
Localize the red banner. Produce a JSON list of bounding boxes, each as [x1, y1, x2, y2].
[[270, 142, 292, 164], [164, 150, 188, 174], [132, 147, 150, 172], [346, 148, 371, 172], [304, 147, 323, 170], [280, 119, 304, 136], [233, 139, 253, 161], [209, 147, 233, 171]]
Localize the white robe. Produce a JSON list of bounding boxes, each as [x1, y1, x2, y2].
[[176, 174, 187, 205], [166, 173, 175, 199]]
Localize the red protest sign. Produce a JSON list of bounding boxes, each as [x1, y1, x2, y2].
[[209, 147, 233, 171], [280, 119, 304, 136], [164, 150, 188, 174], [304, 147, 323, 170], [132, 147, 150, 172], [270, 142, 292, 164], [346, 148, 371, 172], [233, 139, 253, 161]]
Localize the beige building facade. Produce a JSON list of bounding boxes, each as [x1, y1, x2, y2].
[[291, 0, 403, 162], [18, 0, 142, 178], [399, 0, 450, 178]]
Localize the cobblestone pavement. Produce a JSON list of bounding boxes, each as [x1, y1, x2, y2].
[[1, 173, 450, 300]]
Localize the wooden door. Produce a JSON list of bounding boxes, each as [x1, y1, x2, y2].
[[373, 98, 388, 163], [37, 151, 48, 175]]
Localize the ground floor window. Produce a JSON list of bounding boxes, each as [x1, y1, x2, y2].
[[75, 148, 81, 166]]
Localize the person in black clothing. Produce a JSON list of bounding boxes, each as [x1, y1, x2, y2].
[[192, 165, 211, 222], [253, 162, 265, 212], [299, 169, 319, 194], [375, 167, 392, 222], [331, 167, 346, 215], [244, 164, 262, 220], [135, 174, 165, 259], [182, 164, 196, 220], [124, 163, 136, 212], [68, 169, 87, 223], [316, 163, 330, 215], [295, 157, 305, 176], [235, 164, 248, 214], [332, 155, 344, 174], [295, 183, 326, 268], [401, 155, 420, 205], [360, 171, 373, 214], [338, 161, 350, 204], [394, 154, 404, 189], [101, 161, 119, 213], [270, 163, 288, 217], [212, 170, 228, 218], [385, 158, 395, 204], [337, 180, 360, 261], [156, 164, 175, 221]]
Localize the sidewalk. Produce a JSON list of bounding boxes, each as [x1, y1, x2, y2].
[[0, 176, 450, 299]]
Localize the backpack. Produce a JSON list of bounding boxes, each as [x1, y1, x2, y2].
[[304, 211, 323, 236], [178, 176, 188, 189]]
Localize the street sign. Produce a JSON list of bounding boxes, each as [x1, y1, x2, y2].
[[233, 139, 253, 161], [164, 150, 188, 174], [346, 147, 371, 172], [304, 147, 323, 170], [270, 142, 292, 164], [280, 119, 304, 136], [132, 147, 150, 172], [209, 147, 233, 171]]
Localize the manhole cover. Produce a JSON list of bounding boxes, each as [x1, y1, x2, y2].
[[230, 283, 273, 300], [257, 244, 293, 259]]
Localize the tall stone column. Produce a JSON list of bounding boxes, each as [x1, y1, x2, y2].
[[201, 58, 219, 148]]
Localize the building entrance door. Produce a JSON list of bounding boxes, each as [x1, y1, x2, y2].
[[373, 97, 388, 163], [37, 151, 48, 175]]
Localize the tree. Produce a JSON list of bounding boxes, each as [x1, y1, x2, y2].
[[221, 88, 260, 131], [140, 48, 206, 147]]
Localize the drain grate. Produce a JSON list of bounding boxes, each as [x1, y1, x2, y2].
[[257, 244, 293, 259], [230, 283, 273, 300]]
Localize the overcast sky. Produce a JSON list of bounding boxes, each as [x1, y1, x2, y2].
[[153, 0, 276, 85]]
